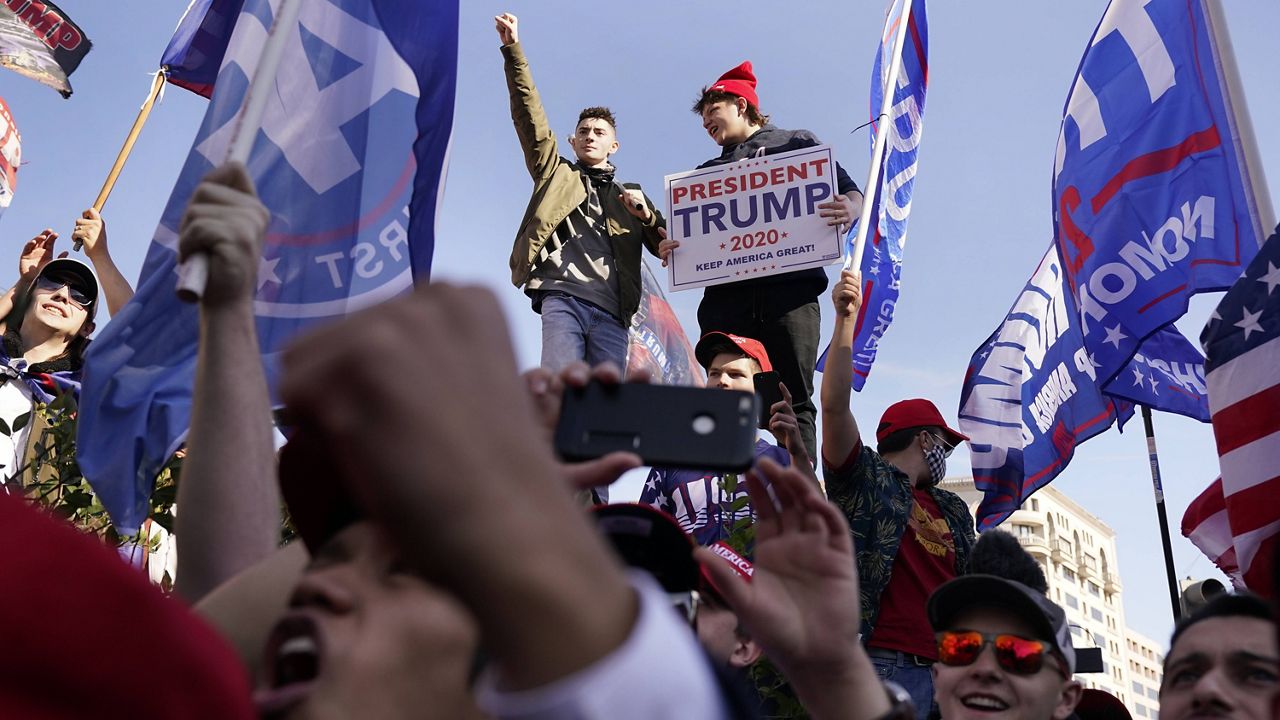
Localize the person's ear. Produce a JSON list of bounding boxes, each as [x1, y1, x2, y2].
[[607, 137, 619, 156], [567, 133, 577, 150], [736, 96, 749, 118], [1052, 680, 1084, 720], [729, 636, 762, 669]]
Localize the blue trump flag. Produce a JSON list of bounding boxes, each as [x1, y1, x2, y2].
[[77, 0, 458, 531], [162, 0, 246, 98], [1052, 0, 1265, 391], [1103, 324, 1210, 422], [817, 0, 928, 389], [959, 241, 1210, 529], [960, 246, 1134, 529]]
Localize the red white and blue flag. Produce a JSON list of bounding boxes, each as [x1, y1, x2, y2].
[[0, 96, 18, 218], [1052, 0, 1265, 393], [627, 261, 704, 387], [817, 0, 927, 390], [1197, 224, 1280, 598], [77, 0, 458, 531], [1181, 476, 1245, 591], [161, 0, 245, 98], [961, 0, 1258, 528]]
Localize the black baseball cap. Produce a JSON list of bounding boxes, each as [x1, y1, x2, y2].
[[928, 574, 1077, 673]]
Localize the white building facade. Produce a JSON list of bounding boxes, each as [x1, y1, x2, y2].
[[940, 478, 1165, 719]]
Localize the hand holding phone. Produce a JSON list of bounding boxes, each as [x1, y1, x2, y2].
[[753, 371, 784, 430], [555, 380, 759, 471]]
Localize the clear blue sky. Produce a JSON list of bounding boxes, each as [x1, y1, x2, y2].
[[1, 1, 1276, 645]]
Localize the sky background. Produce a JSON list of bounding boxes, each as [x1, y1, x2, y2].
[[1, 1, 1276, 646]]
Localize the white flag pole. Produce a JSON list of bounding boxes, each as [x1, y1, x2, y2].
[[846, 0, 913, 272], [176, 0, 304, 303], [1202, 0, 1275, 241]]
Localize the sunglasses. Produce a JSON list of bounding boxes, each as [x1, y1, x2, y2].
[[669, 590, 701, 628], [927, 431, 956, 458], [936, 630, 1067, 678], [35, 274, 93, 310]]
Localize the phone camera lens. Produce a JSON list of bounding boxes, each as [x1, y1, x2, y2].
[[691, 414, 716, 436]]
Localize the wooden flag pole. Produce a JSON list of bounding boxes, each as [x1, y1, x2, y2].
[[73, 69, 168, 251], [175, 0, 303, 303], [846, 0, 913, 272]]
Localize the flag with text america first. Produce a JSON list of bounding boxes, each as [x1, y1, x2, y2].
[[77, 0, 458, 532]]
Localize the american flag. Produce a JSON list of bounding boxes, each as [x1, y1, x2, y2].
[[1199, 224, 1280, 598], [1180, 477, 1244, 590]]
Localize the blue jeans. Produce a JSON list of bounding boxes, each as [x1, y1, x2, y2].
[[870, 653, 935, 720], [539, 293, 629, 373], [539, 293, 629, 504]]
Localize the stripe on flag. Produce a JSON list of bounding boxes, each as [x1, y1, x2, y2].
[[1200, 224, 1280, 597]]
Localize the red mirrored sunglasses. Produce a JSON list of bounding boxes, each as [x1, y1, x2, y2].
[[936, 631, 1068, 679]]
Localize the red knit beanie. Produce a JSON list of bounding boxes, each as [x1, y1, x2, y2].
[[709, 61, 759, 109]]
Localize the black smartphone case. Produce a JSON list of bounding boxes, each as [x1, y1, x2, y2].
[[555, 382, 759, 471]]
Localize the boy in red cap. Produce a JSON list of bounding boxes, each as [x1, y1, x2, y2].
[[639, 331, 815, 546], [820, 268, 976, 720], [494, 13, 665, 388], [659, 60, 864, 462]]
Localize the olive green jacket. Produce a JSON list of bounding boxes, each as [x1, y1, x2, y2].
[[501, 42, 664, 325]]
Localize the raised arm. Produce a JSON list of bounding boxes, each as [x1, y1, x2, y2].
[[174, 162, 279, 603], [697, 458, 893, 720], [496, 13, 560, 182], [73, 208, 134, 316], [820, 269, 864, 466]]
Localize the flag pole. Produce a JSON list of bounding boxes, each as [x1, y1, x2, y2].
[[1202, 0, 1275, 238], [175, 0, 303, 303], [1141, 405, 1184, 622], [73, 69, 167, 251], [845, 0, 912, 272]]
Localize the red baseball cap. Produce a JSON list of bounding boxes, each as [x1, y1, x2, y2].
[[695, 332, 772, 372], [708, 61, 759, 109], [0, 493, 256, 719], [699, 541, 753, 606], [876, 398, 969, 446]]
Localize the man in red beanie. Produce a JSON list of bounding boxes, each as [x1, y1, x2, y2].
[[819, 268, 976, 720], [659, 60, 863, 462]]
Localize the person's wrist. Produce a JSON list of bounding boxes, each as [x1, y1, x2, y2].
[[786, 650, 889, 720]]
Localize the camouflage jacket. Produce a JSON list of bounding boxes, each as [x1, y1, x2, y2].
[[823, 444, 975, 642]]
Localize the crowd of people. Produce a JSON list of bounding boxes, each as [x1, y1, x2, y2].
[[0, 10, 1275, 720]]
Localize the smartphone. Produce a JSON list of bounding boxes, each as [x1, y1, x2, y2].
[[555, 380, 759, 471], [753, 371, 784, 430]]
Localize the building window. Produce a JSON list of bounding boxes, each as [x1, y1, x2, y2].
[[1133, 681, 1144, 694], [1135, 704, 1148, 717], [1093, 632, 1105, 647], [1092, 607, 1103, 621], [1088, 582, 1101, 597], [1032, 498, 1040, 511], [1147, 687, 1159, 700], [1064, 593, 1079, 609], [1063, 567, 1077, 582]]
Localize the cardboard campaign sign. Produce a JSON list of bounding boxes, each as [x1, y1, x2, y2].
[[0, 0, 90, 97], [665, 145, 842, 291]]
